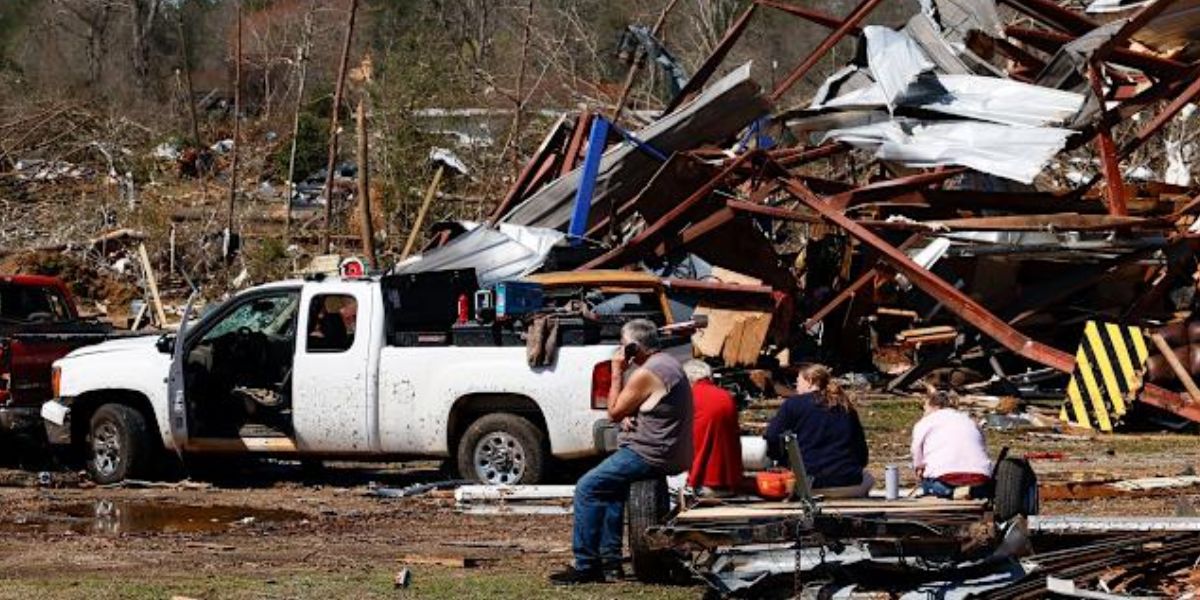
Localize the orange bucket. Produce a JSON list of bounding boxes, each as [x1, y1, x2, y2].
[[755, 468, 796, 500]]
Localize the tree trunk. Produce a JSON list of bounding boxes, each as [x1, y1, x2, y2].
[[284, 2, 316, 243], [227, 0, 242, 241], [321, 0, 360, 252]]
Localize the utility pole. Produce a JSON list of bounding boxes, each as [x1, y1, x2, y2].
[[284, 1, 316, 243], [320, 0, 359, 252], [355, 98, 377, 268], [227, 0, 242, 241]]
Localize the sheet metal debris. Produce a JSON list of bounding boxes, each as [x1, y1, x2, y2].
[[399, 0, 1200, 429]]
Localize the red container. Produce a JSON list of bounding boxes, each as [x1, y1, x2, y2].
[[755, 468, 796, 500]]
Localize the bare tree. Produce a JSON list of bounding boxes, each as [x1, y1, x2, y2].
[[123, 0, 164, 87], [50, 0, 118, 86]]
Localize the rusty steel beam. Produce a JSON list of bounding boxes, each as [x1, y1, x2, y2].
[[999, 0, 1099, 35], [560, 111, 591, 178], [487, 116, 569, 224], [779, 175, 1077, 371], [779, 175, 1200, 424], [1093, 0, 1181, 59], [663, 206, 738, 254], [1005, 26, 1189, 80], [829, 168, 967, 210], [756, 0, 854, 32], [1087, 62, 1128, 217], [578, 151, 759, 270], [803, 234, 922, 330], [969, 30, 1047, 74], [769, 0, 886, 103], [776, 142, 850, 168], [1119, 74, 1200, 159], [727, 199, 823, 223], [663, 3, 757, 114]]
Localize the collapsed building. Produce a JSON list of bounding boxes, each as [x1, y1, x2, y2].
[[396, 0, 1200, 433]]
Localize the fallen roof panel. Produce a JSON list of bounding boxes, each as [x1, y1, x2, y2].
[[500, 63, 768, 232], [822, 118, 1074, 183]]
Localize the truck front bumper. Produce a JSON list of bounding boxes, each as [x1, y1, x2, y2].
[[0, 405, 42, 433], [40, 399, 72, 445]]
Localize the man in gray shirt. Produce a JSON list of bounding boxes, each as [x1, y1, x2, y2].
[[550, 319, 693, 585]]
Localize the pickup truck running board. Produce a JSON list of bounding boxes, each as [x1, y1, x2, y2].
[[187, 437, 298, 453]]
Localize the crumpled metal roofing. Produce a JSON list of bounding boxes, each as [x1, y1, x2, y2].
[[821, 118, 1075, 184], [391, 222, 564, 286]]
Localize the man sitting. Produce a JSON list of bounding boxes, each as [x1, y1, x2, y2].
[[911, 391, 992, 498], [549, 319, 692, 585], [683, 360, 743, 497]]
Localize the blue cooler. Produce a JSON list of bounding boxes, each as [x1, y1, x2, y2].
[[494, 281, 544, 319]]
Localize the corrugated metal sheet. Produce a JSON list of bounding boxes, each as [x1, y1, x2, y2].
[[499, 63, 769, 232], [391, 222, 564, 286]]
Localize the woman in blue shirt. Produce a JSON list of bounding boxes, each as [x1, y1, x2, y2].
[[764, 364, 874, 497]]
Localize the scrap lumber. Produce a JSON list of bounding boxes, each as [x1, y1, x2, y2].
[[398, 555, 487, 569], [137, 243, 168, 328]]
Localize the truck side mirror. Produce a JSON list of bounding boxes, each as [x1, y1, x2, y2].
[[156, 334, 175, 354]]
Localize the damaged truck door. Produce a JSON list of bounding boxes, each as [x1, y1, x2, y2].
[[292, 281, 375, 452]]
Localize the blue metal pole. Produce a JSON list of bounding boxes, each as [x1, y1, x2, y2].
[[567, 116, 610, 243]]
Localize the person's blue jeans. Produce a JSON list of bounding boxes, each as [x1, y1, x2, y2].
[[572, 447, 660, 572], [921, 477, 992, 499]]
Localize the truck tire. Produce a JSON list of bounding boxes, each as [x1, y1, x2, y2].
[[457, 413, 545, 485], [993, 457, 1039, 521], [628, 477, 684, 584], [86, 403, 153, 484]]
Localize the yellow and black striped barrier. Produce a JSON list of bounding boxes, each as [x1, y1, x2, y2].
[[1059, 320, 1150, 432]]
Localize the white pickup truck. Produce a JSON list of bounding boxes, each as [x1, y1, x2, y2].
[[42, 273, 632, 484]]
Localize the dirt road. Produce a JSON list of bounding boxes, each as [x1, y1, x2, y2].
[[1, 398, 1198, 599]]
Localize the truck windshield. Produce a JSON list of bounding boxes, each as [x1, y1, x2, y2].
[[0, 284, 71, 323]]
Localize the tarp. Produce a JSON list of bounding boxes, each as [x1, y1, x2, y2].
[[391, 222, 564, 286], [822, 118, 1074, 183]]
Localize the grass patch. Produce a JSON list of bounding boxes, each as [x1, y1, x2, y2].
[[0, 568, 701, 600]]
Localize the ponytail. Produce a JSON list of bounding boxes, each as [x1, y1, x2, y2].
[[799, 363, 854, 412]]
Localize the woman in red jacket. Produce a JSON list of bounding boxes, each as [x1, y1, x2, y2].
[[683, 360, 743, 496]]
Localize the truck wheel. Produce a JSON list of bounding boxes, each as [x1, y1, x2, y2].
[[993, 457, 1039, 521], [86, 404, 152, 484], [628, 477, 684, 584], [457, 413, 545, 485]]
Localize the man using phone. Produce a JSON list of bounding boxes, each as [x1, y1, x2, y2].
[[550, 319, 693, 585]]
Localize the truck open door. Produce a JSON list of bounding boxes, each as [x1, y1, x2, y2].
[[166, 294, 197, 453]]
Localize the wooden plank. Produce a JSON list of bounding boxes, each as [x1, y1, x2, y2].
[[897, 325, 956, 340], [398, 555, 487, 569], [675, 501, 985, 522], [137, 243, 168, 328]]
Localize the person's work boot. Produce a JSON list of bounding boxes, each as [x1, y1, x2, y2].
[[602, 564, 625, 583], [548, 566, 606, 586]]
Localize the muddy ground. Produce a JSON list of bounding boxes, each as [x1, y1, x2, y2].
[[1, 397, 1198, 599]]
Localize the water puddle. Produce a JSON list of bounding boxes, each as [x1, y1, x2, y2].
[[2, 500, 306, 535]]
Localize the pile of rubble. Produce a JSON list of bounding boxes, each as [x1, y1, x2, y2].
[[400, 0, 1200, 434]]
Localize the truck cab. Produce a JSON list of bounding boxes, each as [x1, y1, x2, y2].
[[0, 275, 112, 435]]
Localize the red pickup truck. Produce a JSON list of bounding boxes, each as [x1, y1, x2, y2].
[[0, 275, 114, 435]]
